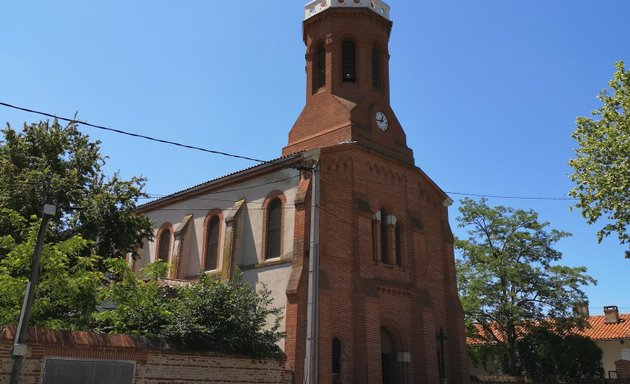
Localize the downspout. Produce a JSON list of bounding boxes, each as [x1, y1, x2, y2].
[[303, 149, 320, 384]]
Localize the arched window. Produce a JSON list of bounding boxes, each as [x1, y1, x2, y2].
[[372, 46, 382, 89], [342, 39, 356, 83], [380, 208, 389, 264], [265, 197, 282, 259], [205, 215, 220, 271], [332, 337, 342, 379], [314, 43, 326, 92], [395, 222, 402, 267], [157, 226, 172, 263]]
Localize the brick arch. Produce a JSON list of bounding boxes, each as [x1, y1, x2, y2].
[[155, 222, 173, 264], [379, 316, 410, 384], [339, 34, 359, 83], [310, 38, 328, 93], [201, 209, 223, 272], [262, 191, 287, 261], [380, 313, 408, 353]]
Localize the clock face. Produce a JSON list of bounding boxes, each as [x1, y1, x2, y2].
[[375, 111, 389, 131]]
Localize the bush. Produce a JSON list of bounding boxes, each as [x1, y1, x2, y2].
[[518, 327, 603, 381]]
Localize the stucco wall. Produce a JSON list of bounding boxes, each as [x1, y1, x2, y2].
[[599, 339, 630, 377], [135, 166, 299, 338]]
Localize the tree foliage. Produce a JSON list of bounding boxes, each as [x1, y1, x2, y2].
[[166, 271, 285, 359], [94, 259, 173, 336], [570, 61, 630, 258], [0, 120, 285, 359], [0, 217, 285, 358], [0, 120, 152, 261], [0, 211, 104, 330], [518, 327, 603, 381], [455, 198, 596, 375], [95, 265, 285, 359]]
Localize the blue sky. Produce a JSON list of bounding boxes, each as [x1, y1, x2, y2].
[[1, 1, 628, 314]]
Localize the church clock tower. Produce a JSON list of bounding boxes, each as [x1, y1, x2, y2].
[[281, 2, 470, 383], [283, 0, 414, 165]]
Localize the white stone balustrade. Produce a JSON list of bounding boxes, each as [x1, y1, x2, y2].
[[304, 0, 391, 21]]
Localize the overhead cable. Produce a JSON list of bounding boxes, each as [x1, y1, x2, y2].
[[0, 101, 266, 163]]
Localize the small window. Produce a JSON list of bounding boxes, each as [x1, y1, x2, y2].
[[372, 47, 382, 89], [265, 197, 282, 259], [332, 337, 342, 377], [395, 223, 402, 267], [157, 227, 171, 263], [342, 40, 356, 83], [380, 208, 389, 264], [205, 216, 220, 271], [314, 44, 326, 92]]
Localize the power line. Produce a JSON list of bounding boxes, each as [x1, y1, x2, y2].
[[0, 102, 579, 203], [0, 101, 266, 163], [446, 191, 577, 201], [316, 168, 576, 202]]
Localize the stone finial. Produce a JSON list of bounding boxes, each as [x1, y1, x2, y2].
[[304, 0, 391, 21]]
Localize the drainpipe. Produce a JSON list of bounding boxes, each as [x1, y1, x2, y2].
[[304, 150, 320, 384]]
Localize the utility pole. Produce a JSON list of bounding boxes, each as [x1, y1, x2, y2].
[[9, 202, 56, 384]]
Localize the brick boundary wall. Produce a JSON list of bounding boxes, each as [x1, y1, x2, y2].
[[617, 360, 630, 379], [1, 326, 292, 384]]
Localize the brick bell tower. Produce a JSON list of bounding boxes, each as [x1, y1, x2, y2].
[[282, 0, 413, 165], [282, 2, 470, 384]]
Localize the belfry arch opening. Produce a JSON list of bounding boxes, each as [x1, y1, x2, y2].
[[341, 39, 357, 83]]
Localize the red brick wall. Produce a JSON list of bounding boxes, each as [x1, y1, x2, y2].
[[302, 144, 469, 384], [618, 359, 630, 379], [0, 327, 291, 384]]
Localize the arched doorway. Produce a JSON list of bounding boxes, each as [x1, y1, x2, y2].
[[380, 327, 397, 384]]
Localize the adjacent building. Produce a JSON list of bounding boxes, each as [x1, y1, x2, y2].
[[467, 306, 630, 379]]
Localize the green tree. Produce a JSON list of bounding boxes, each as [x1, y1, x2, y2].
[[455, 198, 596, 376], [166, 271, 285, 359], [0, 120, 152, 261], [518, 327, 603, 381], [0, 211, 104, 330], [94, 259, 173, 336], [569, 61, 630, 258], [95, 265, 285, 359]]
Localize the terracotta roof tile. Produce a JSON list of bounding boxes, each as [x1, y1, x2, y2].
[[576, 314, 630, 341], [467, 313, 630, 345]]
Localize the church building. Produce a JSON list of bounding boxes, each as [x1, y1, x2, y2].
[[135, 1, 469, 383]]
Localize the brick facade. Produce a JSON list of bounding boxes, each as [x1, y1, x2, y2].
[[284, 144, 468, 384], [0, 327, 291, 384], [618, 360, 630, 379]]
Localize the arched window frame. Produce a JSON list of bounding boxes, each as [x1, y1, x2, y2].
[[202, 210, 223, 272], [156, 223, 173, 264], [263, 192, 286, 261], [372, 43, 383, 90], [395, 221, 403, 268], [313, 41, 327, 93], [341, 38, 357, 83], [332, 336, 342, 380], [380, 207, 390, 264]]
